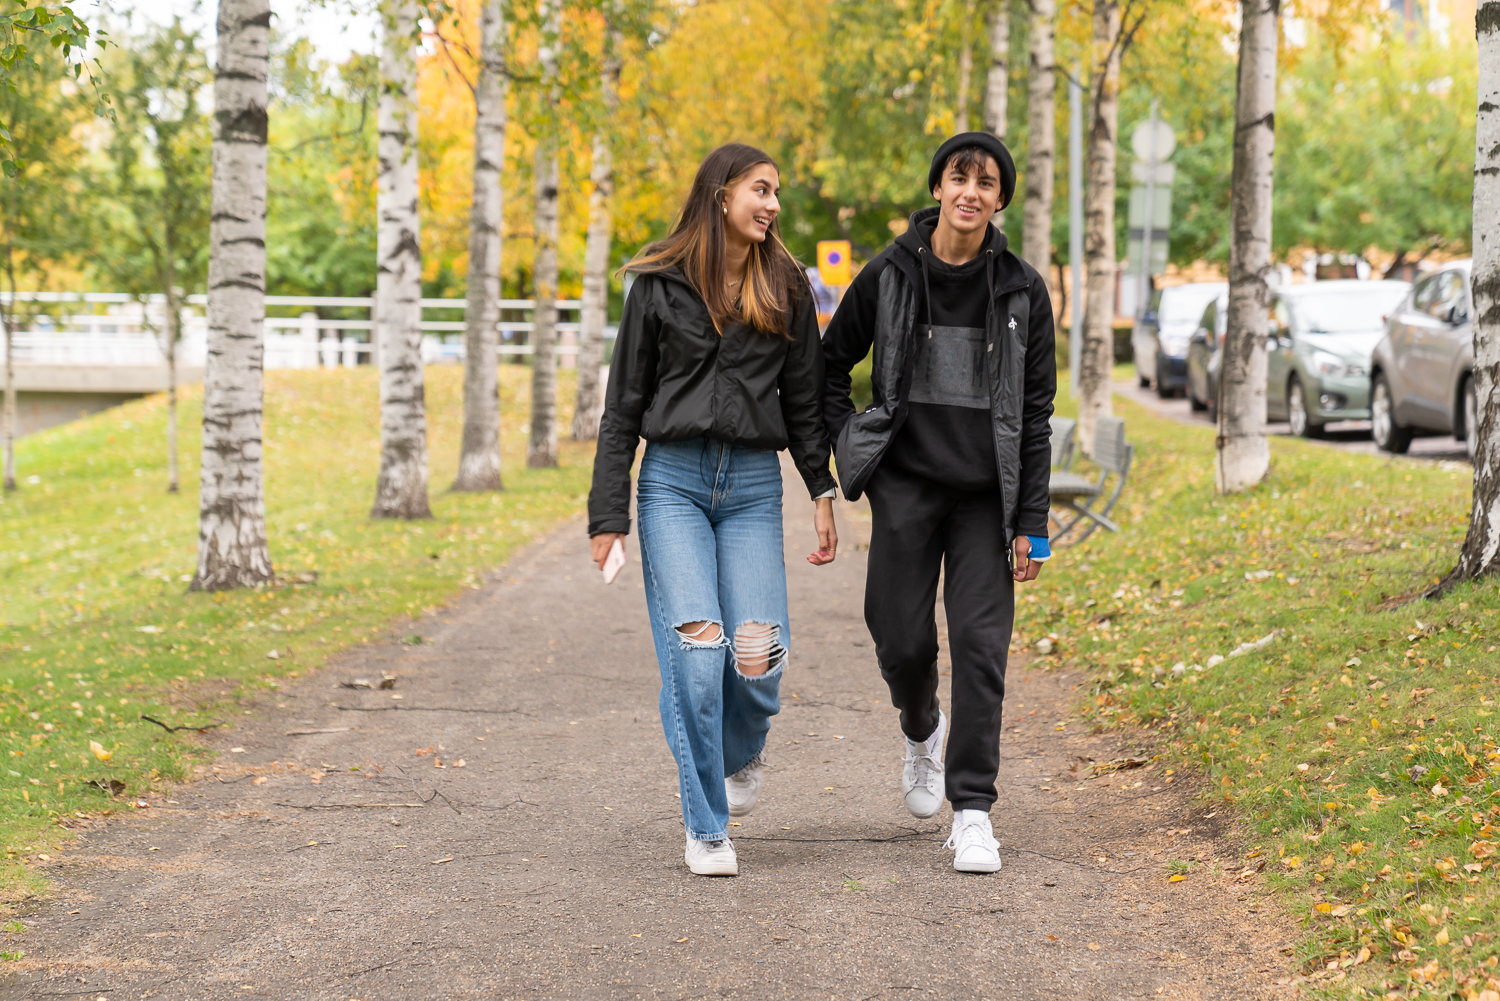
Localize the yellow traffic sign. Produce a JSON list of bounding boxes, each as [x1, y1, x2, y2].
[[817, 241, 852, 286]]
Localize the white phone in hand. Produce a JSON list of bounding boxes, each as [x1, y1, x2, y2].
[[602, 537, 627, 585]]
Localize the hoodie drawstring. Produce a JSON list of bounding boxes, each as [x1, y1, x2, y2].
[[918, 247, 934, 335]]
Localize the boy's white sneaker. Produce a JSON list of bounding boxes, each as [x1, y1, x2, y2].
[[726, 752, 766, 817], [901, 710, 946, 818], [684, 835, 739, 876], [945, 809, 1001, 873]]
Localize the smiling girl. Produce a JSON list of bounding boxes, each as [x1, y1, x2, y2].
[[587, 143, 839, 876]]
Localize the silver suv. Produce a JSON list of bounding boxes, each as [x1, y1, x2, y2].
[[1369, 261, 1476, 456]]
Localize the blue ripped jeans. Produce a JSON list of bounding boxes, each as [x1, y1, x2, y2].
[[637, 438, 788, 843]]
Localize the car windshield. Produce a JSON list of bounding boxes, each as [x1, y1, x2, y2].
[[1159, 285, 1224, 324], [1290, 285, 1410, 334]]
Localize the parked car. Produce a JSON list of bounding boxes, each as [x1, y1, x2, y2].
[[1132, 282, 1227, 397], [1187, 280, 1411, 431], [1185, 291, 1227, 417], [1369, 261, 1476, 455], [1266, 279, 1411, 437]]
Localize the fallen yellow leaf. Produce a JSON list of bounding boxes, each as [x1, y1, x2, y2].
[[431, 857, 454, 865], [676, 937, 689, 943], [1435, 927, 1450, 946], [1355, 946, 1371, 965], [1088, 942, 1101, 950], [1168, 874, 1186, 882], [1314, 903, 1332, 914], [89, 740, 111, 763]]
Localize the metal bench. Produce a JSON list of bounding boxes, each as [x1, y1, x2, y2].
[[1049, 416, 1077, 471], [1048, 416, 1133, 545]]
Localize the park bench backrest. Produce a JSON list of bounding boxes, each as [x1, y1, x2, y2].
[[1049, 417, 1077, 468], [1094, 417, 1129, 474]]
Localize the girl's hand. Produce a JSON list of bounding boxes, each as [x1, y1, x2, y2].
[[808, 497, 838, 566], [591, 532, 626, 571]]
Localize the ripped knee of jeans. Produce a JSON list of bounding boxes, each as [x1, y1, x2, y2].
[[674, 620, 726, 650], [733, 622, 785, 677]]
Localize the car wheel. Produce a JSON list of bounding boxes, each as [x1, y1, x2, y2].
[[1288, 377, 1326, 439], [1155, 360, 1175, 399], [1371, 373, 1413, 454], [1188, 384, 1207, 412], [1463, 375, 1478, 461], [1138, 372, 1151, 389]]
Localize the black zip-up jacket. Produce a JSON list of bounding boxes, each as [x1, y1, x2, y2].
[[587, 267, 836, 537], [821, 207, 1056, 538]]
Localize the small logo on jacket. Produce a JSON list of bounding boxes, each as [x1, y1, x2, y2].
[[1008, 316, 1017, 331]]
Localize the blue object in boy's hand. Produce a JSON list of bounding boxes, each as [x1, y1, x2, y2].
[[1025, 535, 1051, 562]]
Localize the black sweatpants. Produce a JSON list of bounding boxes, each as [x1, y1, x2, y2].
[[863, 462, 1015, 813]]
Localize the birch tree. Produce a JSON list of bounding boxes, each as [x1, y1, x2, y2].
[[1076, 0, 1125, 455], [371, 0, 432, 518], [1441, 0, 1500, 586], [1216, 0, 1278, 493], [1021, 0, 1056, 281], [192, 0, 274, 590], [527, 0, 562, 469], [955, 2, 975, 133], [983, 0, 1008, 140], [572, 6, 621, 442], [95, 19, 212, 496], [453, 0, 507, 491]]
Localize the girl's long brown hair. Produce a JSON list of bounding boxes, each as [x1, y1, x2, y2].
[[622, 143, 806, 337]]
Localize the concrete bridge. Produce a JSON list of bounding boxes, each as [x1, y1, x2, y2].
[[4, 292, 605, 436]]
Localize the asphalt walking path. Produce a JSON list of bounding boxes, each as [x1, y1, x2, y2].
[[2, 459, 1294, 1000]]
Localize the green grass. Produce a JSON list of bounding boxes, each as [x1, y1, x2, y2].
[[0, 364, 592, 896], [1019, 390, 1499, 999]]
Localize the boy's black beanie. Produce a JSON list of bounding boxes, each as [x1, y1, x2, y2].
[[927, 132, 1017, 208]]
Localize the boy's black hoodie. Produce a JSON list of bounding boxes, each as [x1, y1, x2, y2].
[[820, 206, 1056, 537], [881, 213, 1002, 492]]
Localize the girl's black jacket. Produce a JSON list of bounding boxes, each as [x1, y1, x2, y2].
[[586, 267, 837, 538]]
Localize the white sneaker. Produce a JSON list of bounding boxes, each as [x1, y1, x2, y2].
[[901, 711, 946, 818], [944, 809, 1001, 873], [684, 835, 739, 876], [726, 752, 767, 817]]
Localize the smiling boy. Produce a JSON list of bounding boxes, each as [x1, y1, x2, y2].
[[821, 133, 1057, 873]]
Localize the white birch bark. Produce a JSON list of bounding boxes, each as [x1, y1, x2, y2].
[[1449, 0, 1500, 582], [192, 0, 273, 591], [1077, 0, 1122, 456], [571, 12, 620, 442], [527, 0, 561, 469], [956, 19, 974, 134], [1022, 0, 1056, 282], [165, 289, 180, 493], [453, 0, 507, 491], [983, 0, 1008, 139], [372, 0, 432, 518], [1217, 0, 1278, 494], [2, 314, 13, 491]]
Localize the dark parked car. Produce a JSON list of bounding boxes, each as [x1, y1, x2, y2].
[[1132, 282, 1226, 397], [1266, 280, 1410, 437], [1369, 261, 1476, 456], [1185, 291, 1228, 417], [1187, 280, 1410, 431]]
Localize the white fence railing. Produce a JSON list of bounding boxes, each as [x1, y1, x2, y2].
[[1, 292, 614, 371]]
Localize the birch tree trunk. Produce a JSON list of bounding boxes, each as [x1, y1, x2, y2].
[[166, 289, 180, 494], [571, 14, 620, 442], [192, 0, 273, 591], [1443, 0, 1500, 585], [956, 17, 974, 134], [453, 0, 507, 491], [527, 0, 562, 469], [983, 0, 1008, 139], [372, 0, 432, 518], [1216, 0, 1278, 494], [1076, 0, 1122, 456], [2, 310, 12, 492], [1022, 0, 1056, 282]]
